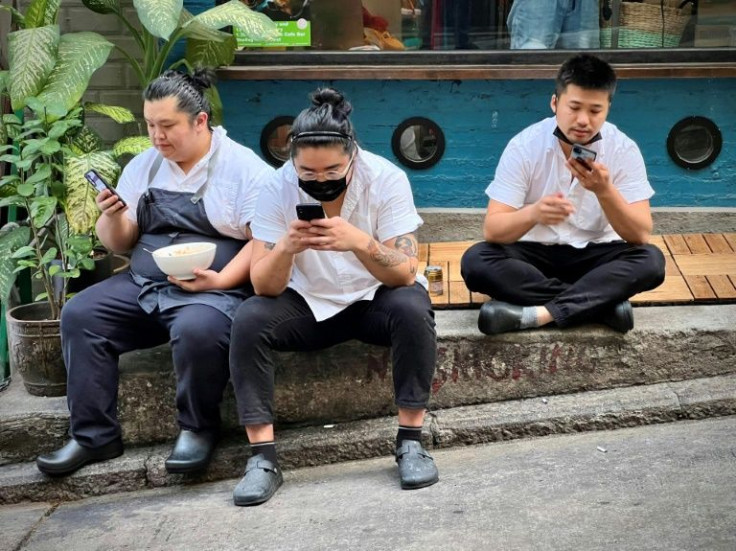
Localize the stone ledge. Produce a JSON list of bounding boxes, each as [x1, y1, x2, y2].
[[2, 373, 735, 505], [2, 305, 735, 465]]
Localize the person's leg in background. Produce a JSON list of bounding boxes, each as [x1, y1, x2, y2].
[[558, 0, 601, 49], [507, 0, 567, 49]]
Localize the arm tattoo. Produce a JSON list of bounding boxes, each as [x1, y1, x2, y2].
[[394, 234, 418, 258], [367, 239, 405, 267], [264, 242, 275, 250]]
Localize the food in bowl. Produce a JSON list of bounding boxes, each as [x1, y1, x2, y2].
[[152, 242, 217, 280]]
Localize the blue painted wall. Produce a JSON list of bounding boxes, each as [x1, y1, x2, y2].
[[218, 78, 736, 208]]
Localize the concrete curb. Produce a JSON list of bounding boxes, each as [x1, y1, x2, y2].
[[2, 373, 735, 505], [2, 305, 736, 466]]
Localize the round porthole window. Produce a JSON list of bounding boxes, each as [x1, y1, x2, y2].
[[666, 116, 722, 170], [260, 116, 295, 167], [391, 117, 446, 170]]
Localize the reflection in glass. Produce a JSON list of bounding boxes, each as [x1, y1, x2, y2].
[[674, 125, 713, 164], [267, 124, 292, 162], [400, 124, 438, 162]]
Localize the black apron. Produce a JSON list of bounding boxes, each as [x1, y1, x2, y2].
[[129, 150, 250, 319]]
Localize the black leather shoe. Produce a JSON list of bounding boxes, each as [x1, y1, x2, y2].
[[395, 440, 439, 490], [233, 454, 283, 506], [36, 438, 123, 476], [477, 300, 525, 335], [165, 429, 218, 474], [601, 300, 634, 333]]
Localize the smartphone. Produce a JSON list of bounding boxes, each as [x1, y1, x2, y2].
[[570, 144, 597, 168], [84, 170, 126, 207], [296, 203, 325, 221]]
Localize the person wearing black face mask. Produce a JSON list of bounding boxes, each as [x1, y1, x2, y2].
[[228, 87, 439, 506]]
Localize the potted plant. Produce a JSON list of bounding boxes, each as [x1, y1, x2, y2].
[[0, 0, 148, 396]]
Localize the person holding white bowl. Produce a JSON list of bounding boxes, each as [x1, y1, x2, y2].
[[36, 69, 273, 477]]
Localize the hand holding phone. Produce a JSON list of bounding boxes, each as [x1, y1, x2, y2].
[[296, 203, 325, 221], [84, 170, 126, 207], [570, 144, 597, 169]]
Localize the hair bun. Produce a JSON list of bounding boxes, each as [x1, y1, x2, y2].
[[311, 87, 353, 118], [190, 67, 216, 92]]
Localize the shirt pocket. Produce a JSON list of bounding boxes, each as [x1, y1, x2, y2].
[[573, 192, 608, 233]]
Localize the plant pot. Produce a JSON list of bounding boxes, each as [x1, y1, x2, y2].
[[5, 302, 66, 397], [51, 248, 114, 299]]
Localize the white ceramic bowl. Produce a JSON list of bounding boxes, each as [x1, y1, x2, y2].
[[152, 242, 217, 280]]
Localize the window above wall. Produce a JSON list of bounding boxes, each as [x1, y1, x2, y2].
[[224, 0, 736, 74]]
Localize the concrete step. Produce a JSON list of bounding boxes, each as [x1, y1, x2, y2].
[[2, 373, 735, 505], [1, 304, 735, 467]]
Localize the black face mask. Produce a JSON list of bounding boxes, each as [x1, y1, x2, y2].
[[298, 175, 348, 203]]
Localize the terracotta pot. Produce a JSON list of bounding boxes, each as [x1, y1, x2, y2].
[[5, 302, 66, 397]]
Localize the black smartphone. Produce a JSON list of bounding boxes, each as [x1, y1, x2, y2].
[[296, 203, 325, 221], [570, 144, 597, 168], [84, 170, 126, 207]]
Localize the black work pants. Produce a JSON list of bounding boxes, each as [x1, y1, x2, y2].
[[461, 241, 665, 328], [62, 273, 233, 448], [229, 284, 437, 426]]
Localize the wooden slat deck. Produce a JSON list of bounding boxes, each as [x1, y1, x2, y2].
[[422, 233, 736, 309]]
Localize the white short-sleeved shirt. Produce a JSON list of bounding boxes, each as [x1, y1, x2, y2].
[[117, 127, 273, 238], [486, 117, 654, 248], [252, 148, 424, 321]]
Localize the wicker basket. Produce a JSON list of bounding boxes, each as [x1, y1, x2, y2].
[[601, 1, 694, 48]]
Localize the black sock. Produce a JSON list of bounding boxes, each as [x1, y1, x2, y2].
[[396, 426, 422, 448], [250, 441, 279, 466]]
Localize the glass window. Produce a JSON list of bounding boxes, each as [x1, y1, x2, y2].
[[230, 0, 736, 52]]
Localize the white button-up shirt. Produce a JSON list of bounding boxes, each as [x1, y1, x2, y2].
[[252, 148, 424, 321], [117, 127, 273, 238], [487, 117, 654, 248]]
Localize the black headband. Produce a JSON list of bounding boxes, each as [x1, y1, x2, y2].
[[292, 131, 353, 141]]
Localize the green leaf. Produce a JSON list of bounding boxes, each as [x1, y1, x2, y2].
[[25, 164, 53, 186], [36, 33, 115, 119], [64, 152, 120, 234], [190, 1, 278, 43], [82, 0, 120, 15], [112, 135, 152, 158], [17, 183, 35, 197], [178, 8, 228, 42], [7, 26, 60, 111], [0, 71, 8, 96], [186, 34, 236, 68], [25, 0, 61, 28], [40, 140, 62, 155], [70, 126, 104, 155], [40, 247, 58, 265], [48, 263, 61, 276], [11, 245, 36, 259], [134, 0, 183, 40], [30, 196, 58, 228], [205, 85, 224, 127], [35, 292, 49, 301], [0, 225, 32, 301], [85, 103, 136, 123]]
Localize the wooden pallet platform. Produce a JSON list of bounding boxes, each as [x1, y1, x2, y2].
[[417, 234, 736, 309]]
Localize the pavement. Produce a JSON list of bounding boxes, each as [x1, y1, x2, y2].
[[3, 416, 735, 551]]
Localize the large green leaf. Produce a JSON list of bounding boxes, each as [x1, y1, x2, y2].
[[81, 0, 120, 15], [186, 34, 236, 68], [70, 126, 104, 155], [190, 1, 278, 42], [133, 0, 183, 40], [0, 225, 32, 302], [112, 135, 151, 158], [7, 26, 60, 111], [36, 33, 114, 119], [85, 103, 136, 124], [64, 152, 120, 234], [24, 0, 61, 28], [178, 8, 227, 42]]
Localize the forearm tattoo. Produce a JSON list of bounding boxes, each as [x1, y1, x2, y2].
[[264, 242, 275, 250], [368, 239, 405, 267]]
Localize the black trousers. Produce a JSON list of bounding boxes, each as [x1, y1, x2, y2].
[[62, 273, 233, 448], [229, 284, 437, 426], [461, 241, 666, 328]]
